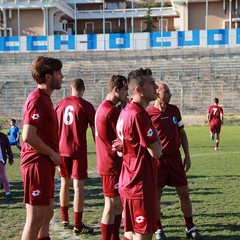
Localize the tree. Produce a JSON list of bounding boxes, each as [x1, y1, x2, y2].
[[144, 4, 156, 32]]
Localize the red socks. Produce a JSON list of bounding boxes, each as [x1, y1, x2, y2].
[[101, 223, 114, 240], [184, 216, 195, 230], [157, 219, 163, 230], [111, 214, 122, 240], [60, 206, 69, 222], [74, 211, 83, 229]]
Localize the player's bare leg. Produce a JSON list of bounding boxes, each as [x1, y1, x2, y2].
[[60, 177, 71, 227], [215, 132, 220, 150], [21, 200, 54, 240], [101, 195, 122, 240], [176, 185, 192, 218]]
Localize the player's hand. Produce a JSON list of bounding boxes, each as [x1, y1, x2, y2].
[[184, 156, 191, 172], [112, 139, 123, 152], [9, 160, 14, 166], [49, 151, 61, 166]]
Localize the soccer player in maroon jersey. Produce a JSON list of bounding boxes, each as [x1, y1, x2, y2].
[[21, 56, 63, 240], [207, 97, 224, 150], [95, 75, 128, 240], [116, 68, 162, 240], [55, 78, 95, 235], [147, 83, 203, 240]]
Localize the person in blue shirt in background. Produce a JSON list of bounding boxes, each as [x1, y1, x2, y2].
[[7, 119, 21, 151]]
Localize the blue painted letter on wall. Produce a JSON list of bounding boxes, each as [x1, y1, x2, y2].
[[150, 32, 171, 48], [0, 36, 19, 52], [109, 33, 130, 49], [207, 29, 228, 45], [178, 30, 200, 46], [27, 36, 47, 51], [88, 34, 97, 50], [54, 35, 75, 50]]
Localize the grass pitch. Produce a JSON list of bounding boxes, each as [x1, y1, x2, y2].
[[0, 125, 240, 239]]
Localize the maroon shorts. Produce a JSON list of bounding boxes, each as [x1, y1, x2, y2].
[[210, 123, 221, 133], [121, 198, 157, 234], [59, 155, 88, 180], [101, 175, 120, 197], [157, 150, 188, 188], [21, 157, 55, 205]]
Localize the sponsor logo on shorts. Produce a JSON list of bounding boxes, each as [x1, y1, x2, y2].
[[30, 186, 42, 200], [134, 213, 146, 227], [114, 183, 119, 189]]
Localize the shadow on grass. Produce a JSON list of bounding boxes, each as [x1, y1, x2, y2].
[[154, 221, 240, 240], [0, 180, 24, 207], [53, 176, 103, 210], [51, 174, 240, 239], [165, 236, 240, 240]]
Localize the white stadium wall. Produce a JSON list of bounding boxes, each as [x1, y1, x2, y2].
[[0, 28, 240, 52]]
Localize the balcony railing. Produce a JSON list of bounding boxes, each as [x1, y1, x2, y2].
[[0, 1, 177, 21], [76, 7, 176, 20]]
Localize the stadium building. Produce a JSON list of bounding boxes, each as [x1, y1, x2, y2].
[[0, 0, 240, 118]]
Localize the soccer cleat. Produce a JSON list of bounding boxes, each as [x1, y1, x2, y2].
[[214, 147, 218, 151], [73, 223, 94, 235], [155, 229, 168, 240], [186, 227, 203, 240], [61, 221, 69, 229]]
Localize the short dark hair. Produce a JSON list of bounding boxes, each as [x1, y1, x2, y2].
[[71, 78, 85, 92], [127, 68, 152, 94], [107, 75, 127, 92], [10, 118, 16, 123], [214, 98, 219, 104], [31, 56, 62, 84]]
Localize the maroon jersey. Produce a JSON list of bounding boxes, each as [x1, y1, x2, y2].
[[95, 100, 122, 175], [116, 102, 158, 199], [147, 104, 183, 155], [208, 105, 223, 126], [55, 96, 95, 158], [21, 89, 59, 168]]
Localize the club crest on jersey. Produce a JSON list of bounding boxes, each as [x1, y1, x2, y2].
[[144, 127, 154, 138], [172, 116, 178, 124]]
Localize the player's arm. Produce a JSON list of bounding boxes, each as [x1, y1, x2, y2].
[[179, 128, 191, 172], [16, 129, 20, 141], [5, 135, 14, 165], [16, 134, 20, 141], [90, 125, 95, 143], [207, 112, 210, 124], [147, 128, 162, 159], [22, 124, 60, 166], [220, 112, 224, 124]]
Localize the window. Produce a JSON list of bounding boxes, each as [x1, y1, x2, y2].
[[106, 2, 124, 10]]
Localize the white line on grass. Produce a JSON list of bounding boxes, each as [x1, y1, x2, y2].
[[191, 151, 240, 158]]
